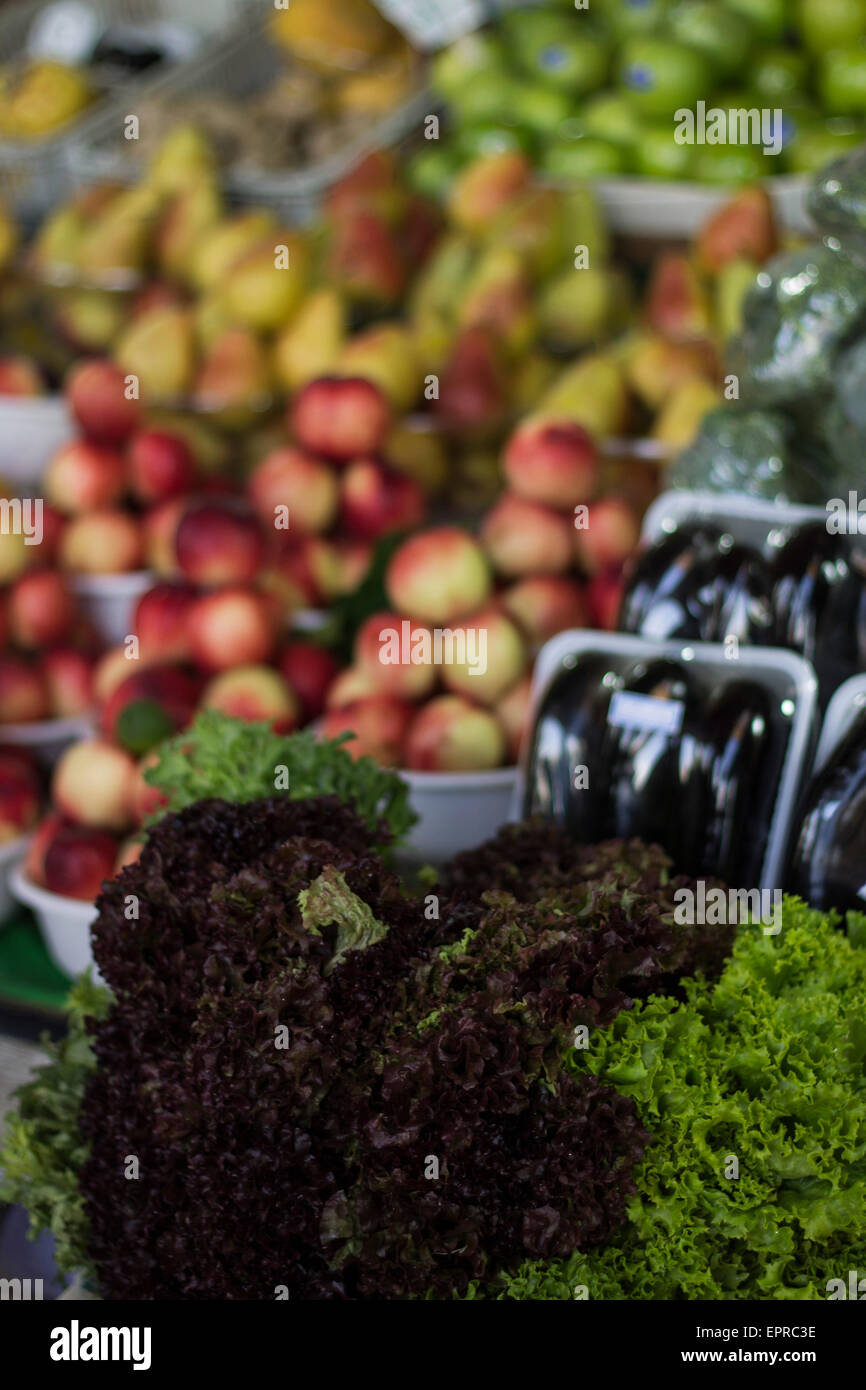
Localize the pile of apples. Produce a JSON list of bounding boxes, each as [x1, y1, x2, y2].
[[321, 417, 641, 772], [0, 745, 42, 848], [0, 567, 96, 725]]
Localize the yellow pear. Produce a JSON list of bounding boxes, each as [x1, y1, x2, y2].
[[155, 181, 223, 283], [383, 422, 449, 494], [193, 327, 273, 429], [1, 61, 92, 139], [0, 200, 18, 272], [338, 322, 420, 411], [146, 124, 217, 194], [193, 293, 233, 352], [220, 233, 310, 333], [272, 288, 346, 392], [652, 379, 720, 453], [75, 185, 163, 281], [269, 0, 397, 72], [54, 288, 127, 351], [538, 352, 630, 437], [115, 305, 196, 402], [192, 211, 277, 293]]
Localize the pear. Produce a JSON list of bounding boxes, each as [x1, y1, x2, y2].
[[409, 233, 476, 322], [54, 288, 127, 352], [457, 245, 537, 357], [410, 309, 454, 375], [155, 181, 223, 283], [652, 379, 720, 453], [115, 305, 196, 402], [539, 267, 628, 353], [193, 294, 233, 353], [273, 288, 346, 393], [384, 422, 449, 494], [192, 211, 277, 293], [0, 200, 18, 272], [715, 258, 760, 344], [32, 205, 87, 275], [338, 322, 420, 411], [697, 187, 777, 274], [489, 186, 565, 281], [447, 152, 532, 237], [645, 254, 712, 340], [75, 185, 163, 282], [193, 327, 272, 429], [1, 60, 92, 139], [220, 232, 310, 333], [511, 353, 559, 415], [146, 409, 230, 474], [625, 334, 718, 411], [146, 125, 217, 195], [539, 352, 630, 437]]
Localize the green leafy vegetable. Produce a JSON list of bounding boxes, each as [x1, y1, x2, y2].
[[144, 710, 415, 850], [298, 866, 389, 972], [0, 974, 110, 1280]]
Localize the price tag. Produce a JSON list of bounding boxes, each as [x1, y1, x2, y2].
[[27, 1, 102, 64], [608, 691, 684, 736]]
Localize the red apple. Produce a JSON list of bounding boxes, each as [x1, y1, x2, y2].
[[501, 575, 589, 644], [355, 611, 437, 701], [440, 604, 527, 707], [127, 749, 167, 825], [93, 646, 154, 703], [8, 570, 77, 649], [101, 664, 200, 743], [0, 356, 45, 396], [133, 581, 196, 662], [339, 458, 426, 541], [59, 510, 143, 574], [495, 673, 533, 764], [574, 496, 641, 575], [43, 823, 120, 900], [201, 665, 300, 731], [52, 738, 136, 831], [333, 539, 373, 593], [275, 537, 342, 607], [481, 494, 573, 577], [587, 568, 625, 631], [324, 665, 378, 709], [65, 358, 141, 444], [319, 695, 412, 766], [41, 647, 95, 717], [0, 592, 7, 652], [144, 496, 187, 576], [277, 641, 340, 720], [129, 430, 197, 505], [26, 811, 69, 885], [248, 446, 339, 536], [0, 767, 40, 842], [289, 376, 391, 462], [175, 498, 265, 586], [35, 504, 66, 565], [404, 695, 506, 772], [385, 527, 492, 624], [45, 439, 127, 514], [187, 586, 276, 672], [503, 418, 599, 511], [0, 655, 49, 723]]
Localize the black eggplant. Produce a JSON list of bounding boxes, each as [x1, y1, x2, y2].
[[523, 653, 615, 840], [787, 708, 866, 912], [699, 679, 772, 885], [618, 525, 722, 639], [770, 525, 866, 700], [705, 543, 775, 646]]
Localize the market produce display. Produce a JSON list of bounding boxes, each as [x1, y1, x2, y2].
[[416, 0, 866, 191]]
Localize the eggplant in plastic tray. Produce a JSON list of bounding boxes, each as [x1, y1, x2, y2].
[[525, 638, 814, 891], [620, 519, 866, 702]]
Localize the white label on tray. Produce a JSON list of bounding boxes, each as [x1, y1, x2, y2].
[[376, 0, 487, 49], [28, 1, 101, 63], [608, 691, 684, 736]]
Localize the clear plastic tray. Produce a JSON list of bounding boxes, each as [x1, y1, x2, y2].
[[66, 13, 433, 224], [0, 0, 244, 215]]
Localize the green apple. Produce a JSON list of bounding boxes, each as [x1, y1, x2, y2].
[[619, 38, 713, 116], [751, 48, 810, 99], [541, 136, 629, 179], [456, 123, 534, 161], [510, 82, 573, 136], [409, 145, 461, 200], [670, 4, 755, 80], [431, 33, 508, 98], [598, 0, 672, 37], [581, 91, 643, 144], [796, 0, 866, 55], [505, 13, 610, 94], [820, 46, 866, 113], [693, 141, 774, 183], [725, 0, 787, 40], [783, 116, 864, 172], [634, 122, 696, 178], [449, 70, 514, 126]]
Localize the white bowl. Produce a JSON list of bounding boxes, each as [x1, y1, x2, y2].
[[0, 397, 72, 493], [0, 833, 30, 920], [70, 571, 153, 647], [399, 766, 519, 865], [9, 864, 101, 982], [0, 714, 95, 767]]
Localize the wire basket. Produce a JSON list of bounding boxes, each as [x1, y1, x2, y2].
[[66, 14, 433, 225], [0, 0, 248, 216]]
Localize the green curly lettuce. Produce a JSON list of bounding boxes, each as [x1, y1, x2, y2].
[[0, 975, 110, 1280], [474, 898, 866, 1300]]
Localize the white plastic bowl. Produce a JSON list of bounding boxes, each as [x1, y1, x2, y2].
[[399, 766, 519, 865], [70, 571, 153, 647], [0, 833, 30, 920], [9, 863, 101, 982], [0, 714, 95, 767], [0, 396, 72, 493]]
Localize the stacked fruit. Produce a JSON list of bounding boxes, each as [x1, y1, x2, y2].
[[321, 418, 641, 772], [0, 566, 96, 727], [418, 0, 866, 190], [0, 745, 42, 847]]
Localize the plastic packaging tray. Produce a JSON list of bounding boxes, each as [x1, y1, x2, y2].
[[814, 674, 866, 774], [66, 13, 433, 224], [518, 628, 819, 894], [640, 489, 827, 550], [0, 0, 245, 215]]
